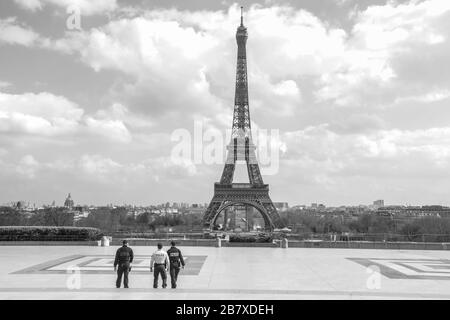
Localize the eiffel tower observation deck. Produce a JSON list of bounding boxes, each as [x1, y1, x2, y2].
[[202, 7, 283, 231]]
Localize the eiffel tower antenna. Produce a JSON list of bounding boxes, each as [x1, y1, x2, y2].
[[202, 9, 283, 231]]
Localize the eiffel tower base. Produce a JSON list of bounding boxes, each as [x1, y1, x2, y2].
[[203, 183, 284, 231]]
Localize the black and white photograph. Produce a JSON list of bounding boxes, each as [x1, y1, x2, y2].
[[0, 0, 450, 310]]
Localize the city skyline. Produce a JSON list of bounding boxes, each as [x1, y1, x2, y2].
[[3, 194, 448, 209], [1, 0, 450, 206]]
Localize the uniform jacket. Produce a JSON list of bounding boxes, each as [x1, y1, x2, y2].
[[114, 245, 134, 267], [150, 249, 169, 268], [167, 246, 185, 268]]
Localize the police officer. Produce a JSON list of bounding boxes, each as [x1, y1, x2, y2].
[[167, 241, 185, 289], [150, 243, 169, 289], [114, 240, 134, 288]]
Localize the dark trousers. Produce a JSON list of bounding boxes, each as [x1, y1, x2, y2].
[[116, 262, 130, 288], [153, 264, 167, 288], [170, 266, 180, 288]]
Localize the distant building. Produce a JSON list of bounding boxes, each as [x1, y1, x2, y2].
[[15, 201, 26, 210], [72, 206, 90, 221], [64, 193, 74, 209], [165, 208, 179, 214], [373, 200, 384, 208], [187, 208, 204, 215], [273, 202, 289, 212]]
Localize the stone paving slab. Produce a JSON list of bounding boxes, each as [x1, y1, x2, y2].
[[0, 246, 449, 299], [12, 254, 207, 275]]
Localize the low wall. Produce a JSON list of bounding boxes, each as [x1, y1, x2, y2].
[[114, 239, 278, 247], [287, 240, 450, 250], [223, 242, 277, 248], [0, 241, 99, 246], [117, 239, 449, 250], [0, 239, 449, 250], [111, 239, 217, 247]]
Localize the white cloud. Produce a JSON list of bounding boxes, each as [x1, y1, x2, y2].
[[252, 76, 302, 116], [353, 0, 450, 49], [153, 156, 197, 178], [46, 1, 448, 122], [14, 0, 117, 15], [315, 0, 450, 107], [16, 153, 198, 183], [268, 123, 450, 205], [84, 117, 132, 143], [78, 154, 122, 175], [94, 103, 154, 129], [272, 80, 300, 96], [0, 17, 42, 46], [281, 124, 450, 177], [42, 4, 348, 129], [0, 91, 139, 146], [0, 91, 83, 135], [11, 2, 449, 117], [395, 89, 450, 104], [14, 0, 43, 11]]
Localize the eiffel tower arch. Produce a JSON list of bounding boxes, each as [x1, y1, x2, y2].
[[202, 8, 284, 231], [204, 187, 282, 231]]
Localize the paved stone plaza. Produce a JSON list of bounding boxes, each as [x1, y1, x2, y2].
[[0, 246, 450, 299]]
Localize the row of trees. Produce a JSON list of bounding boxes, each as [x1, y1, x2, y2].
[[0, 207, 203, 233], [0, 207, 73, 227], [279, 210, 450, 241], [76, 207, 202, 232], [2, 206, 450, 241]]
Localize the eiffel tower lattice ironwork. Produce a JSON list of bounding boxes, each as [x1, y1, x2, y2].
[[202, 7, 283, 231]]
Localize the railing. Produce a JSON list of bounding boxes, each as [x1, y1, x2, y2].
[[284, 232, 450, 243], [215, 183, 268, 189], [3, 230, 447, 243], [0, 235, 97, 241], [231, 183, 253, 188], [112, 231, 450, 243], [111, 232, 206, 240]]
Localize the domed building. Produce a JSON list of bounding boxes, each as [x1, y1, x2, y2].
[[64, 193, 74, 209]]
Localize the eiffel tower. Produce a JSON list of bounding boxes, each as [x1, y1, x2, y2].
[[202, 7, 283, 231]]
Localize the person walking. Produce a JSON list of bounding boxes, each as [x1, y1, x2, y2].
[[167, 241, 185, 289], [114, 240, 134, 288], [150, 243, 169, 288]]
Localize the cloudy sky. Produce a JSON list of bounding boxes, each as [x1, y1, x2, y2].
[[0, 0, 449, 207]]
